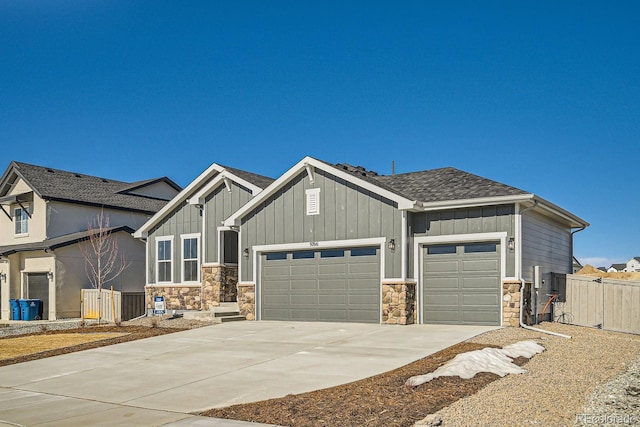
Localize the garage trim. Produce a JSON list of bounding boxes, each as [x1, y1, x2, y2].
[[414, 232, 507, 325], [252, 237, 386, 322]]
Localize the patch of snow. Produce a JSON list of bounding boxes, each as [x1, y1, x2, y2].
[[405, 340, 545, 387]]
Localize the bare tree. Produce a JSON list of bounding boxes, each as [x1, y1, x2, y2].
[[79, 209, 129, 322]]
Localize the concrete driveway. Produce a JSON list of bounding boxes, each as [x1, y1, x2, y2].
[[0, 321, 496, 426]]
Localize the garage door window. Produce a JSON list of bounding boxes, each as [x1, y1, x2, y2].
[[320, 249, 344, 258], [266, 252, 287, 261], [464, 243, 497, 253], [292, 251, 314, 259], [351, 247, 377, 256], [427, 245, 457, 255]]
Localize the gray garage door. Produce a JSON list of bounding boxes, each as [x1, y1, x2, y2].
[[261, 247, 380, 323], [423, 242, 501, 325]]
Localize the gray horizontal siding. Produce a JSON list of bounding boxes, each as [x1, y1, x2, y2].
[[521, 210, 572, 315], [241, 169, 401, 282], [204, 181, 253, 263], [409, 205, 516, 278]]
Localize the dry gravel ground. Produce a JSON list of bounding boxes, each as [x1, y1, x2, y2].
[[424, 323, 640, 427], [203, 323, 640, 427], [2, 318, 639, 426]]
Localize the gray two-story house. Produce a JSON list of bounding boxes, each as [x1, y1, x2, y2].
[[0, 161, 180, 320]]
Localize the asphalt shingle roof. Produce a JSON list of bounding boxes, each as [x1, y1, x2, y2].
[[221, 165, 274, 189], [9, 162, 178, 214], [371, 167, 529, 203]]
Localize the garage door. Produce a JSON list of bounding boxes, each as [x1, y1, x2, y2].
[[261, 247, 380, 323], [423, 242, 501, 325]]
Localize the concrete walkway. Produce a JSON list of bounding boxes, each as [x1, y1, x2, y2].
[[0, 321, 497, 426]]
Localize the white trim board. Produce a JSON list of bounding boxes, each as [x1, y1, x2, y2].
[[134, 163, 225, 238], [224, 156, 417, 227]]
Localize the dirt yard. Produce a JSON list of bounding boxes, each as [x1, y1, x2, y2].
[[202, 323, 640, 427]]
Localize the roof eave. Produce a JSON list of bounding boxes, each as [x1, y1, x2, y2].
[[189, 171, 264, 205], [418, 194, 535, 211], [527, 196, 590, 229], [224, 156, 416, 227], [133, 163, 226, 238]]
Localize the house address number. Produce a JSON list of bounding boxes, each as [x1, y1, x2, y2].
[[309, 241, 319, 247]]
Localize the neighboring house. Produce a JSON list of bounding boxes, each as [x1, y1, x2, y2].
[[0, 161, 180, 320], [573, 256, 583, 273], [607, 263, 627, 273], [221, 156, 588, 327], [626, 257, 640, 272], [133, 163, 273, 313]]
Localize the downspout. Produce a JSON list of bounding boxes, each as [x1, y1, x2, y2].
[[570, 225, 587, 272], [517, 200, 571, 339]]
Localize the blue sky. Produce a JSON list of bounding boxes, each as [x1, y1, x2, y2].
[[1, 1, 638, 267]]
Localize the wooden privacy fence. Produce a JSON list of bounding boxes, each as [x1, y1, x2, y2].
[[561, 274, 640, 334], [82, 288, 121, 323]]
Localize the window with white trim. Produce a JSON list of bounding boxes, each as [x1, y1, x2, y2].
[[306, 188, 320, 215], [156, 237, 173, 283], [14, 206, 29, 235], [181, 234, 200, 283]]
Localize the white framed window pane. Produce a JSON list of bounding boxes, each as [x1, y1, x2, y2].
[[184, 260, 198, 282], [158, 262, 171, 282]]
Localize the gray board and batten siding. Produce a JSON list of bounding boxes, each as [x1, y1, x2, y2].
[[147, 179, 255, 283], [240, 168, 402, 282], [408, 205, 517, 278], [203, 180, 254, 263], [147, 200, 202, 284]]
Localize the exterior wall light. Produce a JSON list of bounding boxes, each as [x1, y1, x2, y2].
[[508, 237, 515, 252], [388, 239, 396, 251], [242, 248, 249, 258]]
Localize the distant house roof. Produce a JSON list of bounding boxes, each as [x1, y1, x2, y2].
[[610, 263, 627, 271], [0, 162, 181, 214], [0, 226, 135, 256]]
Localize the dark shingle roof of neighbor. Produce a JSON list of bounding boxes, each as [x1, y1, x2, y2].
[[0, 226, 135, 256], [8, 162, 179, 214], [373, 167, 528, 203], [610, 263, 627, 270], [221, 165, 275, 189]]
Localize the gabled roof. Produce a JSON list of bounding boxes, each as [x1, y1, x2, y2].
[[224, 156, 418, 226], [117, 177, 181, 195], [0, 226, 135, 256], [133, 162, 273, 238], [224, 156, 588, 229], [0, 162, 180, 214]]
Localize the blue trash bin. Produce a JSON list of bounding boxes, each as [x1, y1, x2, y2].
[[19, 299, 40, 321], [9, 299, 21, 320]]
